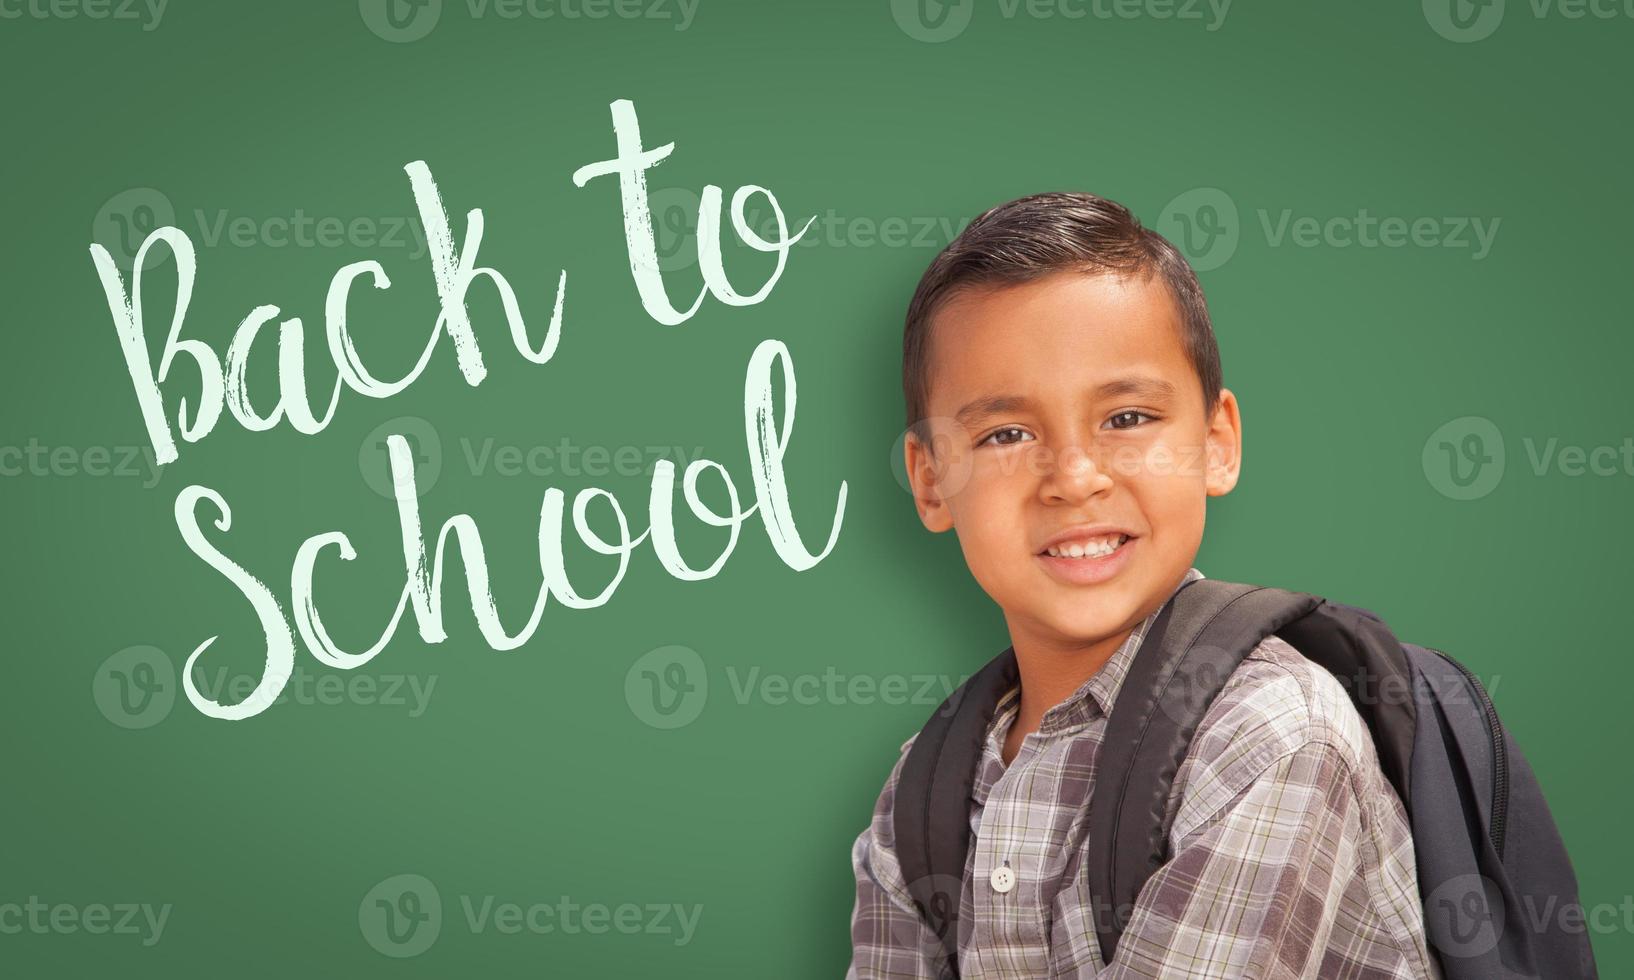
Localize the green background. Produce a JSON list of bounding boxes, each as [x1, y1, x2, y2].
[[3, 0, 1629, 974]]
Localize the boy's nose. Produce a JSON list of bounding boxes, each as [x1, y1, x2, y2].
[[1040, 445, 1113, 505]]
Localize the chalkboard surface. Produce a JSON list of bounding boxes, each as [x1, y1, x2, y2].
[[3, 0, 1630, 974]]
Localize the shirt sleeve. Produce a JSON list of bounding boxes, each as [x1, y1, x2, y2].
[[1101, 737, 1369, 979], [846, 740, 948, 980]]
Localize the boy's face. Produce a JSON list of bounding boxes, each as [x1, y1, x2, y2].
[[905, 271, 1242, 657]]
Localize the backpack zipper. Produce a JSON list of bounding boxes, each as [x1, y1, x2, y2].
[[1428, 647, 1509, 859]]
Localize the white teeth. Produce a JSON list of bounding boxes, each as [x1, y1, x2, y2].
[[1045, 534, 1127, 559]]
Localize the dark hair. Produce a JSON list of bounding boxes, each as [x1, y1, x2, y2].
[[902, 191, 1221, 434]]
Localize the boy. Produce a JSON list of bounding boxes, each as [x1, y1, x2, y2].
[[847, 193, 1439, 978]]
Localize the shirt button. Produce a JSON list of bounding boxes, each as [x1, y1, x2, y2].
[[989, 864, 1016, 894]]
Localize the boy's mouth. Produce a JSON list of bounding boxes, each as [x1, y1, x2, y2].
[[1035, 530, 1135, 585], [1040, 533, 1129, 559]]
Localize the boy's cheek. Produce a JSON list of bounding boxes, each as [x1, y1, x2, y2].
[[951, 508, 1028, 574], [946, 463, 1028, 514], [951, 533, 1025, 607], [1111, 440, 1207, 483]]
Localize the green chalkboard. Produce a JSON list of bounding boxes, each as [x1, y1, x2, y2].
[[3, 0, 1630, 974]]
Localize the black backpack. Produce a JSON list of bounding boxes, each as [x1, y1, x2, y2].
[[894, 579, 1598, 979]]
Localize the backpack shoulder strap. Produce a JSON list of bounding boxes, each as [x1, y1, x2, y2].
[[893, 646, 1018, 977], [1276, 600, 1417, 802], [892, 579, 1353, 974], [1085, 580, 1323, 963]]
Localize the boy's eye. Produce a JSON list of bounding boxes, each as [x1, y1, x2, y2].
[[1106, 410, 1157, 430], [979, 426, 1033, 447]]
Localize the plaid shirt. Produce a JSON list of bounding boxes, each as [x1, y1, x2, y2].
[[847, 568, 1443, 979]]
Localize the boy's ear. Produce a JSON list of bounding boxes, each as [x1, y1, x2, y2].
[[904, 429, 955, 533], [1204, 388, 1243, 497]]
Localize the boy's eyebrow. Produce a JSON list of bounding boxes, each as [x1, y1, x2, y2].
[[954, 394, 1034, 427], [953, 378, 1178, 426], [1095, 376, 1178, 401]]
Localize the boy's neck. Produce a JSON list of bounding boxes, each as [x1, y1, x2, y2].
[[1000, 623, 1137, 766]]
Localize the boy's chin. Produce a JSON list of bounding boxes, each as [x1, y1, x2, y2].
[[1026, 602, 1144, 651]]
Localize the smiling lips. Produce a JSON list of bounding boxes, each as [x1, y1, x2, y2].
[[1041, 533, 1129, 559], [1035, 530, 1136, 585]]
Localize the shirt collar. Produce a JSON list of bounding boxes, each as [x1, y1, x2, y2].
[[993, 567, 1206, 739]]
